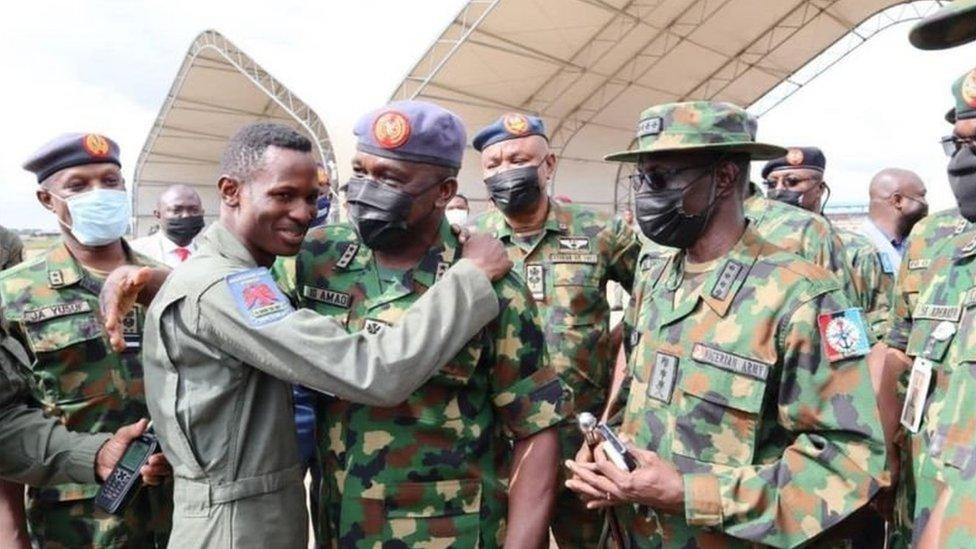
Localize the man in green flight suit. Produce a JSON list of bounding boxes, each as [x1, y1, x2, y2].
[[0, 133, 172, 547], [280, 101, 572, 548], [565, 101, 886, 548], [468, 112, 640, 548], [132, 121, 515, 548]]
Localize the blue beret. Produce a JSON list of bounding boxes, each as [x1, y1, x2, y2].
[[761, 146, 826, 179], [472, 113, 547, 152], [23, 133, 121, 183], [354, 100, 466, 170]]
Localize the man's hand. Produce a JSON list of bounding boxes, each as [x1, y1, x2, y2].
[[100, 266, 153, 353], [565, 442, 685, 515], [461, 233, 512, 281], [95, 419, 171, 486]]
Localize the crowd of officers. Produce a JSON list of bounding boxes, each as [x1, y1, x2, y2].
[[1, 2, 975, 548]]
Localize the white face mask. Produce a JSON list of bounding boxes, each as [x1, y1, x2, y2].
[[445, 208, 469, 226], [51, 189, 131, 246]]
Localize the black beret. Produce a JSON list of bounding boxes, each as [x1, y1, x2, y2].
[[23, 133, 121, 183], [761, 146, 826, 180]]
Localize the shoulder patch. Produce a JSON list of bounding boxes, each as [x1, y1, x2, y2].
[[818, 308, 871, 362], [226, 268, 293, 327], [710, 260, 743, 300], [22, 300, 92, 323]]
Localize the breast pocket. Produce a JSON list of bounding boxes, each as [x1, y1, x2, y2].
[[22, 311, 114, 406], [356, 478, 482, 547], [671, 356, 767, 467]]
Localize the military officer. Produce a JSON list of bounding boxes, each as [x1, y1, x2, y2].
[[878, 68, 976, 547], [565, 101, 885, 547], [762, 147, 893, 341], [469, 112, 639, 547], [138, 121, 515, 548], [0, 133, 172, 547], [280, 101, 571, 548]]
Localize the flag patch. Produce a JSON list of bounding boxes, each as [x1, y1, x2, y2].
[[818, 308, 870, 362]]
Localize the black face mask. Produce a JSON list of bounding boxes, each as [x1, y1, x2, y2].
[[163, 215, 204, 245], [634, 174, 717, 249], [767, 188, 804, 208], [345, 177, 414, 251], [949, 145, 976, 222], [485, 165, 542, 215]]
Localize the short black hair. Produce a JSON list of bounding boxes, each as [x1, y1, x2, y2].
[[219, 122, 312, 182]]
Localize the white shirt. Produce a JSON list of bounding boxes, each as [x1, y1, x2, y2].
[[860, 218, 901, 279], [130, 231, 198, 268]]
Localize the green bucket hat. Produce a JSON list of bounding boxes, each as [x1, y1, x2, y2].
[[604, 101, 785, 163], [909, 0, 976, 50], [947, 67, 976, 123]]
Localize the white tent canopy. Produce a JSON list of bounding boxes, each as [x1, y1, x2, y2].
[[132, 30, 337, 236], [133, 1, 945, 231], [391, 0, 943, 213]]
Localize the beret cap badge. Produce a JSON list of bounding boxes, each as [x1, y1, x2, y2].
[[82, 134, 111, 158], [502, 113, 530, 136], [786, 148, 804, 166], [373, 111, 411, 149]]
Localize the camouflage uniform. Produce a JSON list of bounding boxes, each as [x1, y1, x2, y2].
[[618, 226, 885, 547], [743, 186, 856, 300], [286, 220, 571, 548], [0, 224, 24, 271], [474, 200, 640, 548], [836, 227, 894, 342], [881, 209, 970, 548], [892, 226, 976, 545], [0, 242, 171, 548]]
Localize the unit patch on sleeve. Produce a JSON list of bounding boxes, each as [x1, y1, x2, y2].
[[818, 308, 871, 362], [227, 268, 294, 327], [302, 286, 352, 309]]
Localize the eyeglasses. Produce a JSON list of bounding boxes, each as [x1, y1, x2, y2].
[[629, 164, 712, 191], [940, 135, 976, 157], [762, 175, 821, 190]]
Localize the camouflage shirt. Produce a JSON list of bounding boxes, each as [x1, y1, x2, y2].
[[836, 227, 894, 341], [473, 200, 640, 413], [900, 229, 976, 544], [885, 209, 971, 351], [287, 220, 571, 548], [620, 225, 885, 548], [0, 240, 169, 546]]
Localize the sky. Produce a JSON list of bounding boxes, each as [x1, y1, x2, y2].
[[0, 0, 973, 230]]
